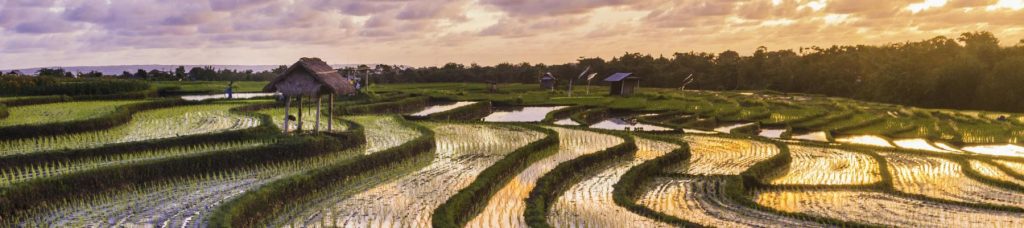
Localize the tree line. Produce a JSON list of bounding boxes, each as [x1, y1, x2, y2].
[[376, 31, 1024, 113], [3, 66, 289, 81]]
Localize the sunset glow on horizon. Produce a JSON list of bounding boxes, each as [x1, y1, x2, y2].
[[2, 0, 1024, 69]]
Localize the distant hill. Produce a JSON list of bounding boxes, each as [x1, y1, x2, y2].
[[1, 64, 373, 76]]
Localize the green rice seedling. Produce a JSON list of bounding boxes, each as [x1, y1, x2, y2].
[[292, 123, 543, 227], [465, 127, 620, 228], [0, 100, 143, 127], [881, 152, 1024, 208], [969, 159, 1024, 187], [0, 139, 273, 186], [754, 189, 1024, 227], [768, 145, 882, 186], [546, 137, 676, 227], [639, 176, 824, 227], [0, 101, 262, 155], [669, 134, 779, 175]]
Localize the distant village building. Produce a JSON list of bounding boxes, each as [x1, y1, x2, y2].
[[604, 72, 640, 96], [263, 57, 356, 133], [540, 72, 557, 91]]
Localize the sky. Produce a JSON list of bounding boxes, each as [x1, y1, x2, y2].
[[1, 0, 1023, 69]]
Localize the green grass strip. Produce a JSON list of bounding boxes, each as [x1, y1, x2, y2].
[[432, 124, 559, 227]]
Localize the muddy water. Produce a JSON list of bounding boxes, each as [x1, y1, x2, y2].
[[466, 127, 620, 228]]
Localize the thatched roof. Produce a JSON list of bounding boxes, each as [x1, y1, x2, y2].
[[263, 57, 356, 95]]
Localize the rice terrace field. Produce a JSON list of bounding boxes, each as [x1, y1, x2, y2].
[[2, 81, 1024, 228]]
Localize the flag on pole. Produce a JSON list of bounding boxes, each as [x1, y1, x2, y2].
[[577, 66, 590, 79]]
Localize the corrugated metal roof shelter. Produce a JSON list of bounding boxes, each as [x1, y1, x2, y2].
[[604, 72, 639, 96], [264, 57, 356, 133], [540, 72, 557, 91]]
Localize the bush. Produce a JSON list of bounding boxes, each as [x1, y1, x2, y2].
[[0, 76, 151, 96], [432, 124, 558, 227]]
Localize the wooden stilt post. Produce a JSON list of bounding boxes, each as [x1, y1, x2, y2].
[[315, 95, 322, 133], [283, 95, 291, 133], [328, 95, 334, 132], [297, 96, 304, 132]]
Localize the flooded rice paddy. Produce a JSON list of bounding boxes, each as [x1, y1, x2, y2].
[[482, 106, 568, 122]]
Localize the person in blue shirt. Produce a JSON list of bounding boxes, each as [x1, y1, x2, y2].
[[225, 81, 235, 99]]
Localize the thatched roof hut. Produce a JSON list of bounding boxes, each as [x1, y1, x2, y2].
[[263, 57, 355, 133], [263, 57, 356, 96]]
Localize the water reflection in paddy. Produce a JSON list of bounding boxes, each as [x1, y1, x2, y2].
[[835, 135, 893, 147], [409, 101, 475, 116], [714, 123, 755, 134], [892, 139, 954, 153], [961, 144, 1024, 158], [758, 128, 787, 138], [792, 131, 828, 142], [589, 118, 673, 131], [483, 106, 568, 122], [554, 118, 580, 126], [180, 93, 278, 101]]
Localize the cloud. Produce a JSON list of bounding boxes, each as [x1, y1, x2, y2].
[[1, 0, 1023, 69]]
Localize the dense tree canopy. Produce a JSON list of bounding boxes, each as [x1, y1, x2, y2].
[[377, 31, 1024, 112]]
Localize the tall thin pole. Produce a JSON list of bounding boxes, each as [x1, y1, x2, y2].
[[586, 79, 591, 95], [315, 95, 322, 133], [328, 94, 334, 132], [297, 96, 303, 132], [283, 95, 291, 133], [568, 79, 573, 97]]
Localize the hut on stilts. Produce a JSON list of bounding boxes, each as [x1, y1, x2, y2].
[[263, 57, 357, 133]]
